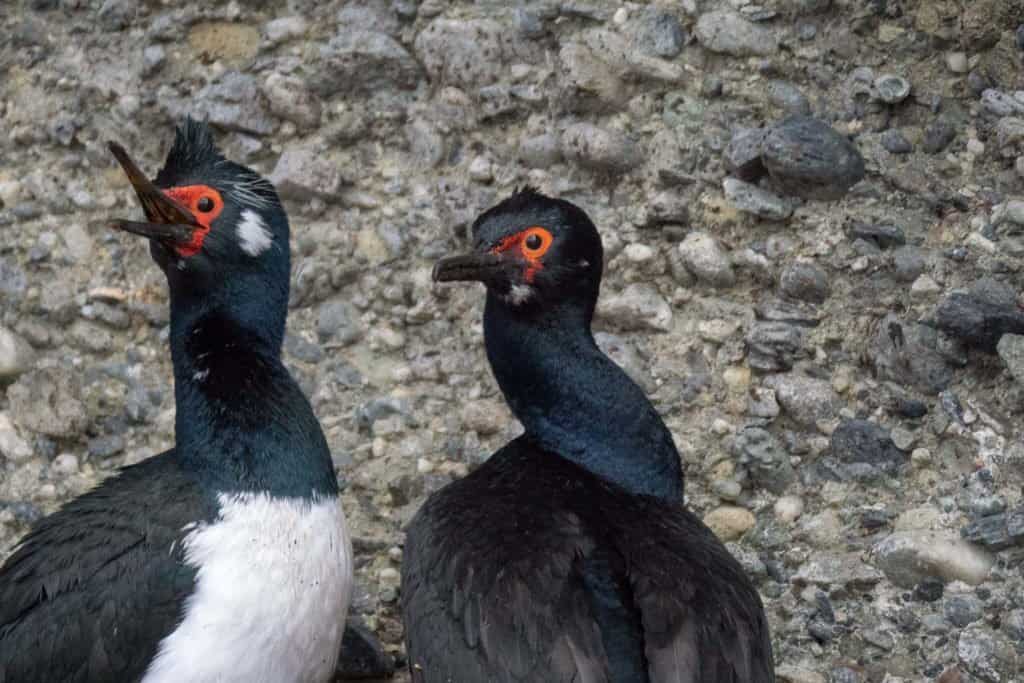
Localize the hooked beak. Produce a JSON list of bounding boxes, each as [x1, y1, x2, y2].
[[432, 252, 511, 284], [107, 141, 202, 245]]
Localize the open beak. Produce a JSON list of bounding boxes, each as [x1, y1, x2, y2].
[[432, 252, 511, 283], [107, 142, 202, 245]]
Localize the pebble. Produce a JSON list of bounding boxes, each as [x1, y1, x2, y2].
[[262, 73, 321, 131], [269, 145, 344, 200], [263, 16, 308, 45], [414, 19, 510, 88], [960, 505, 1024, 551], [874, 74, 911, 104], [694, 10, 777, 57], [561, 123, 642, 173], [764, 374, 839, 426], [828, 419, 907, 480], [793, 552, 884, 589], [181, 72, 278, 137], [922, 117, 957, 154], [871, 532, 995, 588], [724, 128, 768, 182], [946, 51, 969, 73], [957, 624, 1020, 682], [880, 129, 914, 154], [779, 261, 829, 304], [996, 334, 1024, 383], [934, 278, 1024, 352], [774, 495, 804, 524], [596, 283, 672, 332], [732, 426, 794, 494], [722, 177, 794, 221], [0, 412, 32, 462], [677, 231, 735, 288], [703, 505, 756, 541], [761, 116, 866, 200], [0, 327, 35, 383], [315, 30, 421, 95]]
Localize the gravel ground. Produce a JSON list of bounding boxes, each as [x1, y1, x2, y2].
[[2, 1, 1024, 681]]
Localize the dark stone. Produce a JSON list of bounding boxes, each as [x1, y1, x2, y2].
[[933, 278, 1024, 352], [848, 222, 906, 249], [631, 9, 686, 59], [892, 397, 928, 419], [761, 116, 865, 200], [779, 261, 830, 303], [723, 128, 768, 182], [870, 314, 953, 395], [945, 595, 984, 628], [921, 117, 957, 154], [961, 505, 1024, 551], [87, 435, 125, 459], [829, 419, 907, 479], [745, 321, 807, 372], [732, 427, 795, 494], [880, 128, 913, 154], [335, 616, 396, 680]]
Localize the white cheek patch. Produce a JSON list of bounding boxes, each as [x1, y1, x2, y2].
[[236, 208, 273, 257], [504, 283, 535, 306]]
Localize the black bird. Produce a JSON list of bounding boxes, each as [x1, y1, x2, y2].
[[0, 119, 353, 682], [401, 188, 774, 682]]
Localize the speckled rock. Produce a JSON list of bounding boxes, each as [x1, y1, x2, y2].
[[871, 532, 996, 588], [695, 10, 777, 57]]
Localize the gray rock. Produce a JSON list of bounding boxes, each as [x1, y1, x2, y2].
[[415, 19, 514, 88], [557, 42, 628, 113], [997, 334, 1024, 383], [880, 128, 913, 154], [958, 624, 1020, 682], [597, 284, 672, 332], [779, 261, 829, 303], [0, 327, 35, 383], [764, 373, 837, 425], [945, 594, 984, 627], [98, 0, 134, 31], [262, 73, 321, 131], [869, 315, 953, 394], [0, 257, 27, 306], [627, 9, 686, 59], [934, 278, 1024, 352], [828, 419, 907, 479], [141, 45, 166, 78], [848, 222, 905, 249], [518, 134, 562, 168], [922, 117, 957, 154], [694, 10, 777, 57], [871, 531, 995, 588], [961, 505, 1024, 551], [746, 322, 807, 372], [263, 16, 308, 45], [723, 128, 768, 182], [873, 74, 911, 104], [678, 231, 734, 288], [747, 387, 780, 418], [561, 123, 642, 173], [185, 72, 277, 136], [7, 367, 87, 438], [762, 117, 865, 200], [317, 300, 363, 345], [732, 426, 795, 494], [269, 146, 343, 200], [792, 553, 883, 589], [312, 31, 421, 95], [723, 178, 794, 221], [88, 434, 125, 459], [767, 80, 812, 116], [0, 412, 32, 462], [981, 89, 1024, 117]]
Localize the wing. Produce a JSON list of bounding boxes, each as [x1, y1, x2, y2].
[[619, 500, 776, 683], [401, 443, 610, 683], [0, 451, 207, 683]]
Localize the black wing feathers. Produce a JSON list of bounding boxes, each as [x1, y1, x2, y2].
[[401, 438, 775, 683], [0, 451, 207, 683]]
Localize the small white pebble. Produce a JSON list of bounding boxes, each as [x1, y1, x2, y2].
[[417, 457, 435, 474], [774, 495, 805, 524]]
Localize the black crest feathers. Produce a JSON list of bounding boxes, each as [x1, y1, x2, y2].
[[155, 117, 225, 188]]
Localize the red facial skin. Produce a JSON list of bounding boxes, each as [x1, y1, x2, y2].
[[163, 185, 223, 257], [491, 226, 553, 283]]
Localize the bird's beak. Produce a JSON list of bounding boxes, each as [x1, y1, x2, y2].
[[432, 252, 510, 283], [107, 141, 203, 245]]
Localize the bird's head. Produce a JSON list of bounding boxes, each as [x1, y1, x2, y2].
[[109, 118, 290, 347], [433, 187, 604, 318]]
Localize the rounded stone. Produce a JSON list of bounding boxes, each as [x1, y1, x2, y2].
[[761, 116, 865, 200], [873, 74, 911, 103], [774, 495, 805, 524], [704, 506, 756, 541]]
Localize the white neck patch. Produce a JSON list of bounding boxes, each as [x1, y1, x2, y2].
[[237, 208, 273, 257]]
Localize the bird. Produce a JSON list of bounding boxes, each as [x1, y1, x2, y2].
[[401, 187, 775, 682], [0, 119, 352, 683]]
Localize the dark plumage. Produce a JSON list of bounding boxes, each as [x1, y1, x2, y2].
[[402, 189, 774, 682]]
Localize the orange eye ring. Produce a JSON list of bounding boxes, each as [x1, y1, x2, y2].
[[520, 226, 553, 260]]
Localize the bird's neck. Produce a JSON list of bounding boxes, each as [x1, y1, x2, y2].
[[483, 294, 683, 503], [167, 299, 337, 500]]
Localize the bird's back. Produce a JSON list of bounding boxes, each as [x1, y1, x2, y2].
[[402, 438, 774, 683]]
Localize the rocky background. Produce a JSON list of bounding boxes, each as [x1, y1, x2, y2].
[[2, 0, 1024, 680]]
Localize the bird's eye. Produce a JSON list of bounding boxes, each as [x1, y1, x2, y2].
[[197, 196, 214, 213], [520, 227, 553, 259]]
